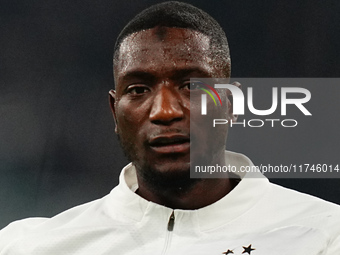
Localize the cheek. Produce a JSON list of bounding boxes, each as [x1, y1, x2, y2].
[[115, 99, 148, 135], [190, 99, 228, 142]]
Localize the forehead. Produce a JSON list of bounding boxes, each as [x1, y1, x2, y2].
[[115, 27, 214, 80]]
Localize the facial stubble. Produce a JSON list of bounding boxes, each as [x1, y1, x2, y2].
[[116, 131, 200, 194]]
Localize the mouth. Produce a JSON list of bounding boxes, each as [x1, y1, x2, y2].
[[149, 134, 190, 154]]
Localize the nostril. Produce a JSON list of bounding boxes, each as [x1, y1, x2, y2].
[[151, 116, 183, 125]]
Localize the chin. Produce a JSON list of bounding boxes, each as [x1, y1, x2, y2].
[[138, 161, 195, 191], [157, 161, 190, 173]]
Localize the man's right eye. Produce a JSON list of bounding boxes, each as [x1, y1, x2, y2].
[[127, 86, 150, 95]]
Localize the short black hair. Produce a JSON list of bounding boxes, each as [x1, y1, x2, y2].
[[113, 1, 230, 77]]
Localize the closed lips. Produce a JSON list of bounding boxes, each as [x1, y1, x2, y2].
[[149, 136, 190, 146]]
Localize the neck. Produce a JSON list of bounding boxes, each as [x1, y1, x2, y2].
[[134, 149, 235, 209], [136, 177, 233, 209]]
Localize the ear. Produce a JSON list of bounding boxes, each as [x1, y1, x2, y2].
[[227, 81, 241, 122], [108, 90, 118, 133]]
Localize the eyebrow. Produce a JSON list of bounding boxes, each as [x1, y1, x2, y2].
[[121, 67, 212, 83], [121, 71, 155, 83], [171, 67, 211, 79]]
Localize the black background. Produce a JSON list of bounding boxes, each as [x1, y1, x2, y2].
[[1, 0, 339, 228]]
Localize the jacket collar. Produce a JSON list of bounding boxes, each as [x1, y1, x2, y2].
[[108, 151, 269, 232]]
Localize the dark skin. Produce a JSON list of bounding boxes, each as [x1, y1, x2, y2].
[[109, 27, 239, 210]]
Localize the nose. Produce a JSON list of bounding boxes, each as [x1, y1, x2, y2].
[[149, 85, 184, 125]]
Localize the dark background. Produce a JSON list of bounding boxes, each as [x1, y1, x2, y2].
[[1, 0, 339, 228]]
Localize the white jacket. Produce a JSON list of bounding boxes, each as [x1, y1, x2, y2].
[[1, 151, 340, 254]]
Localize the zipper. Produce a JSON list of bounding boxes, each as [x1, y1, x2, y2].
[[162, 210, 175, 254], [167, 211, 175, 231]]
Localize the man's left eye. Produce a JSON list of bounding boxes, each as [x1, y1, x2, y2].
[[182, 81, 203, 90], [127, 86, 150, 95]]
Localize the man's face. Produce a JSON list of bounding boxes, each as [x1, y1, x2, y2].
[[111, 27, 231, 183]]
